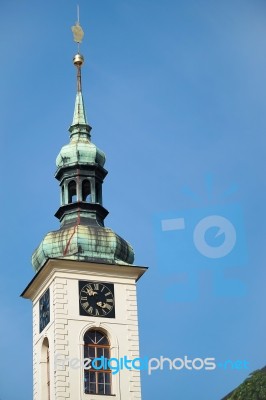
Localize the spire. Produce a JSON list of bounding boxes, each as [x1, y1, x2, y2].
[[70, 12, 89, 131], [72, 91, 87, 125], [72, 54, 87, 126]]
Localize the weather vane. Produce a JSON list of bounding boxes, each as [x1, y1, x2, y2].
[[71, 5, 84, 53], [71, 5, 85, 92]]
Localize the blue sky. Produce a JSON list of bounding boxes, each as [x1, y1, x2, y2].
[[1, 0, 266, 399]]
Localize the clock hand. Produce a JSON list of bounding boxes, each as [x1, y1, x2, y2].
[[85, 288, 97, 296], [97, 301, 108, 309]]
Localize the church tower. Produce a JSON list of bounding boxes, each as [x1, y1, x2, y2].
[[22, 17, 147, 400]]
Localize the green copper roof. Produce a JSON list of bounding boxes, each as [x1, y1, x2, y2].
[[56, 134, 106, 170], [72, 91, 87, 125], [32, 225, 134, 272]]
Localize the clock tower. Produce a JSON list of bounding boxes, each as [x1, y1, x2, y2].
[[22, 18, 147, 400]]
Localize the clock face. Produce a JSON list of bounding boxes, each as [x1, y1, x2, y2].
[[79, 281, 115, 318], [39, 288, 50, 333]]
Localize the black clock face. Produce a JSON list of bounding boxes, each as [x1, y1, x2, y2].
[[79, 281, 115, 318], [39, 288, 50, 333]]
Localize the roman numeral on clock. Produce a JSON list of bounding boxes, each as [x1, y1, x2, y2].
[[82, 301, 89, 309]]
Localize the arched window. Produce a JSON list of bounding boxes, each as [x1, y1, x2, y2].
[[82, 179, 91, 202], [84, 330, 111, 395], [41, 338, 50, 400], [47, 345, 50, 400], [68, 180, 77, 203]]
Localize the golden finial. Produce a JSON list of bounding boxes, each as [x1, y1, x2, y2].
[[73, 53, 84, 67], [71, 5, 85, 91], [71, 5, 84, 66]]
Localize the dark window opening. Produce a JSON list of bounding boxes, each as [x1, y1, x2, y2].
[[82, 180, 91, 202], [68, 180, 77, 203]]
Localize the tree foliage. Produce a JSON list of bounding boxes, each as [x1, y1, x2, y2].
[[228, 369, 266, 400]]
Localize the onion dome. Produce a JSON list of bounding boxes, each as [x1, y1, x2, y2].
[[32, 225, 134, 272], [56, 136, 106, 170]]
